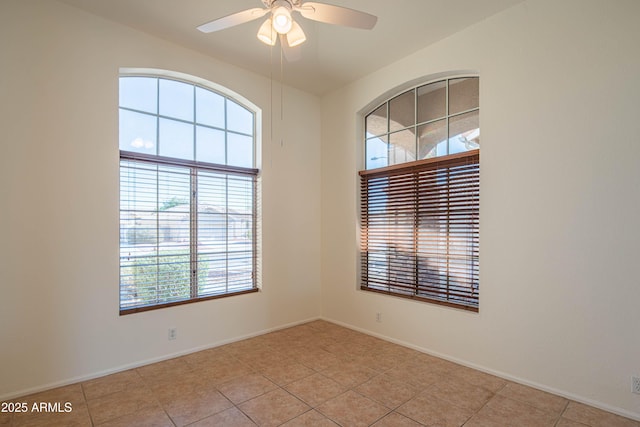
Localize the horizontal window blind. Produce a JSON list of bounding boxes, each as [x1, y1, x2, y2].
[[359, 150, 479, 311], [119, 153, 258, 314]]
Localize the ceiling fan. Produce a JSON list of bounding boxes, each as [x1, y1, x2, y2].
[[197, 0, 377, 57]]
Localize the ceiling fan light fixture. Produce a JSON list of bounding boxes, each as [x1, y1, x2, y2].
[[286, 21, 306, 47], [257, 18, 277, 45], [272, 5, 293, 34]]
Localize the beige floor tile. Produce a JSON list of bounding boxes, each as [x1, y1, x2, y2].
[[258, 362, 315, 386], [97, 404, 173, 427], [0, 410, 12, 425], [11, 385, 88, 426], [235, 347, 288, 370], [180, 347, 238, 370], [280, 409, 339, 426], [82, 370, 145, 401], [397, 391, 475, 426], [464, 394, 558, 427], [217, 373, 278, 405], [162, 388, 233, 426], [201, 360, 254, 384], [385, 362, 449, 390], [377, 343, 421, 362], [355, 374, 422, 409], [12, 403, 92, 427], [448, 366, 508, 393], [408, 352, 461, 375], [320, 360, 378, 388], [148, 371, 209, 401], [424, 378, 494, 411], [320, 342, 358, 359], [562, 402, 640, 427], [221, 339, 269, 358], [384, 364, 438, 388], [86, 384, 157, 425], [136, 357, 193, 385], [16, 384, 86, 408], [238, 388, 310, 427], [371, 412, 423, 427], [498, 382, 568, 416], [296, 348, 342, 371], [316, 390, 390, 427], [556, 418, 590, 427], [348, 352, 399, 372], [323, 340, 372, 358], [284, 373, 346, 407], [188, 406, 257, 426]]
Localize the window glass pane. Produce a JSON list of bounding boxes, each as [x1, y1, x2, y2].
[[228, 176, 253, 214], [388, 129, 416, 165], [197, 172, 228, 276], [156, 168, 191, 305], [227, 101, 253, 135], [198, 171, 227, 214], [119, 77, 157, 113], [119, 109, 157, 154], [159, 118, 194, 160], [418, 119, 447, 159], [157, 165, 191, 271], [449, 77, 479, 115], [417, 80, 446, 124], [366, 135, 388, 169], [227, 133, 253, 168], [159, 79, 194, 121], [196, 126, 225, 164], [196, 87, 225, 128], [366, 104, 387, 137], [448, 110, 480, 154], [389, 90, 415, 132], [198, 254, 227, 295]]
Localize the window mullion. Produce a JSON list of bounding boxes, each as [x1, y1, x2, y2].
[[225, 176, 230, 294], [413, 171, 419, 297], [190, 168, 198, 299], [155, 165, 160, 306]]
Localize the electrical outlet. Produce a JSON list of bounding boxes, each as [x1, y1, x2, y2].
[[632, 376, 640, 394], [168, 328, 177, 341], [376, 312, 382, 323]]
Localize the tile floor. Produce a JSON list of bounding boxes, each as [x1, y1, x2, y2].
[[1, 320, 639, 426]]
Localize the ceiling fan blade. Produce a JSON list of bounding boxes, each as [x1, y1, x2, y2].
[[297, 2, 377, 30], [197, 8, 269, 33], [279, 34, 302, 62]]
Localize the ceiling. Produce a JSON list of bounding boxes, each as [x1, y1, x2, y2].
[[58, 0, 522, 95]]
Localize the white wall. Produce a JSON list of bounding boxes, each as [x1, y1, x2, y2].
[[320, 0, 640, 419], [0, 0, 322, 398]]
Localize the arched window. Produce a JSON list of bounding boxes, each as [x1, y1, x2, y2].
[[118, 73, 259, 314], [360, 76, 480, 311]]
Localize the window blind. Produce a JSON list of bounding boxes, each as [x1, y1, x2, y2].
[[119, 152, 258, 314], [359, 150, 479, 311]]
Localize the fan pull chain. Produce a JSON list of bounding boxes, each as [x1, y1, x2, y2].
[[269, 35, 274, 168], [280, 41, 284, 148]]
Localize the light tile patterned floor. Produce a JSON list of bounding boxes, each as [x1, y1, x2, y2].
[[2, 320, 639, 426]]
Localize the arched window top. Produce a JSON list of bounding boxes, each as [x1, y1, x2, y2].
[[119, 72, 256, 168], [364, 76, 479, 170]]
